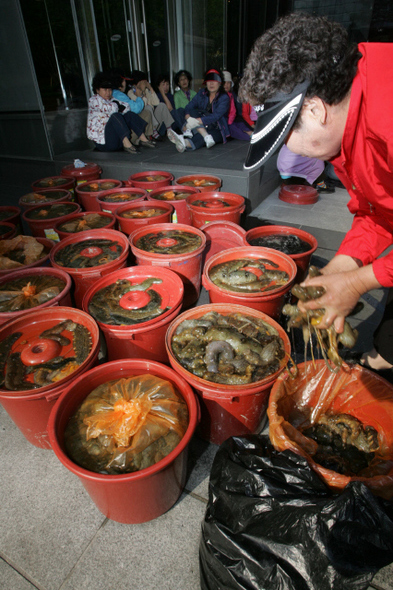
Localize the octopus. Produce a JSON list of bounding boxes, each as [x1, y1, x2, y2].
[[282, 265, 358, 371], [178, 179, 217, 187], [88, 278, 168, 325], [0, 236, 48, 270], [57, 213, 111, 233], [78, 181, 118, 192], [209, 258, 289, 293], [99, 192, 142, 203], [54, 238, 122, 268], [135, 230, 202, 254], [192, 199, 231, 208], [153, 190, 191, 201], [248, 233, 312, 255], [0, 275, 65, 311], [301, 413, 380, 475], [34, 177, 70, 188], [25, 203, 76, 220], [20, 191, 68, 205], [120, 208, 166, 219], [171, 311, 287, 384]]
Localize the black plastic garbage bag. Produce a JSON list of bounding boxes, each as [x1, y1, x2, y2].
[[200, 435, 393, 590]]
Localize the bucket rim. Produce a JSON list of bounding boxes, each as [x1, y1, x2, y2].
[[245, 224, 318, 259], [22, 202, 81, 223], [129, 222, 206, 259]]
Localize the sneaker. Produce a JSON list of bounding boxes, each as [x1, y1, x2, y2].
[[204, 134, 215, 149], [152, 130, 161, 139], [183, 129, 193, 139], [167, 128, 186, 153]]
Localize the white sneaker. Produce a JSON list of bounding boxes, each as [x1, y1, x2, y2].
[[204, 134, 215, 149], [167, 128, 186, 153], [183, 129, 193, 139]]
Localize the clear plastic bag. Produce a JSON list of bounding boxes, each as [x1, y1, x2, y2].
[[65, 375, 189, 474]]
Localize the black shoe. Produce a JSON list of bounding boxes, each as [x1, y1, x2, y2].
[[139, 140, 156, 149], [124, 145, 140, 154], [313, 180, 336, 194]]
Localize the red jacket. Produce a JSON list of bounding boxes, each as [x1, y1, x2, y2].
[[331, 43, 393, 287]]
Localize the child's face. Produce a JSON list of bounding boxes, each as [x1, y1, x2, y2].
[[224, 81, 232, 93]]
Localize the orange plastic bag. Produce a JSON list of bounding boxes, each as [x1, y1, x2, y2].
[[65, 375, 189, 474], [268, 360, 393, 499]]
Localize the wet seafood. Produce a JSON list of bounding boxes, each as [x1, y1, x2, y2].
[[54, 238, 122, 268], [209, 258, 288, 293], [21, 191, 67, 205], [120, 208, 166, 218], [301, 413, 379, 475], [192, 199, 230, 207], [0, 236, 47, 270], [179, 179, 216, 187], [4, 352, 37, 390], [248, 233, 311, 254], [25, 203, 76, 220], [57, 213, 110, 233], [135, 230, 202, 254], [172, 311, 286, 384], [35, 177, 69, 188], [99, 192, 141, 202], [153, 191, 190, 201], [282, 265, 358, 370], [136, 175, 167, 182], [0, 332, 22, 387], [88, 277, 168, 325], [0, 275, 65, 311], [78, 181, 117, 192]]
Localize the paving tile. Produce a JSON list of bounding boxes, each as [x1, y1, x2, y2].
[[60, 492, 206, 590], [371, 563, 393, 589], [184, 436, 218, 500], [0, 559, 38, 590]]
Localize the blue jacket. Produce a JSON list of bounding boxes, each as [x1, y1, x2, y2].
[[185, 89, 230, 143], [112, 88, 144, 114]]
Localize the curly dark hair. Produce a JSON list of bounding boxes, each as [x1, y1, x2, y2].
[[239, 13, 361, 107], [91, 72, 113, 93], [174, 69, 193, 87]]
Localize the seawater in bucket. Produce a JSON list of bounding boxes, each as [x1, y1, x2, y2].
[[19, 189, 73, 212], [82, 265, 184, 363], [54, 211, 116, 240], [175, 174, 222, 192], [96, 187, 147, 215], [129, 223, 206, 309], [148, 185, 200, 224], [23, 202, 81, 240], [75, 179, 123, 211], [47, 358, 199, 523], [0, 306, 100, 448], [128, 170, 174, 192], [115, 200, 174, 235], [186, 192, 245, 228], [166, 303, 291, 445]]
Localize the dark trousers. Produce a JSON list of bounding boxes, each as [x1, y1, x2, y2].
[[95, 112, 146, 152], [374, 287, 393, 364], [184, 107, 223, 150]]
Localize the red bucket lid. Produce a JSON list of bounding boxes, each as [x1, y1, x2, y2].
[[61, 162, 102, 179], [279, 184, 319, 205], [202, 221, 246, 264]]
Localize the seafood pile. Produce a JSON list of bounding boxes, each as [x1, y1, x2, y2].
[[64, 374, 189, 474], [135, 230, 202, 254], [20, 191, 67, 205], [282, 265, 358, 369], [178, 178, 216, 187], [25, 203, 76, 220], [57, 213, 111, 233], [209, 258, 289, 293], [54, 238, 122, 269], [119, 207, 166, 219], [153, 190, 190, 201], [0, 319, 92, 390], [301, 413, 380, 476], [88, 278, 168, 325], [0, 275, 65, 311], [191, 199, 230, 207], [172, 311, 286, 384], [34, 177, 70, 188], [99, 192, 142, 203], [249, 233, 311, 255], [0, 236, 48, 270], [78, 181, 118, 192]]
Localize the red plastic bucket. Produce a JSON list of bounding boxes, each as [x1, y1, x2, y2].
[[75, 179, 123, 211], [96, 187, 147, 214], [47, 358, 199, 523], [148, 185, 200, 224], [0, 266, 72, 326], [50, 229, 130, 308], [31, 176, 75, 193], [166, 303, 290, 445], [129, 223, 206, 309], [187, 192, 245, 228], [202, 221, 246, 265], [0, 222, 17, 240], [61, 162, 102, 185], [54, 211, 116, 240], [279, 184, 319, 205], [0, 306, 100, 448], [23, 202, 82, 240], [115, 200, 174, 235], [245, 225, 318, 283], [268, 360, 393, 499], [202, 246, 297, 319], [19, 189, 73, 211], [82, 265, 184, 363], [0, 237, 54, 277], [128, 170, 174, 191], [0, 206, 22, 233], [175, 174, 222, 192]]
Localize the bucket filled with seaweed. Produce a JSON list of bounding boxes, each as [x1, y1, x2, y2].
[[166, 303, 291, 445], [48, 358, 199, 523]]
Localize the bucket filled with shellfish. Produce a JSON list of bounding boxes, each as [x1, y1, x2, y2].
[[128, 170, 174, 192], [75, 179, 123, 211], [96, 187, 147, 215], [244, 225, 318, 283], [0, 266, 72, 326], [50, 229, 130, 308], [175, 174, 222, 192], [268, 360, 393, 500], [115, 200, 174, 235], [0, 306, 100, 449], [186, 192, 245, 228], [54, 211, 116, 240], [166, 303, 291, 445], [82, 265, 184, 363], [48, 358, 199, 523], [23, 202, 82, 240], [148, 185, 200, 224], [202, 246, 297, 319], [129, 223, 206, 309], [0, 236, 55, 277]]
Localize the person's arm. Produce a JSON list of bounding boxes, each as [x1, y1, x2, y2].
[[113, 88, 144, 114], [200, 93, 230, 126], [157, 83, 174, 111]]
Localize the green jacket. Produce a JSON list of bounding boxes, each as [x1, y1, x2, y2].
[[174, 89, 197, 109]]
